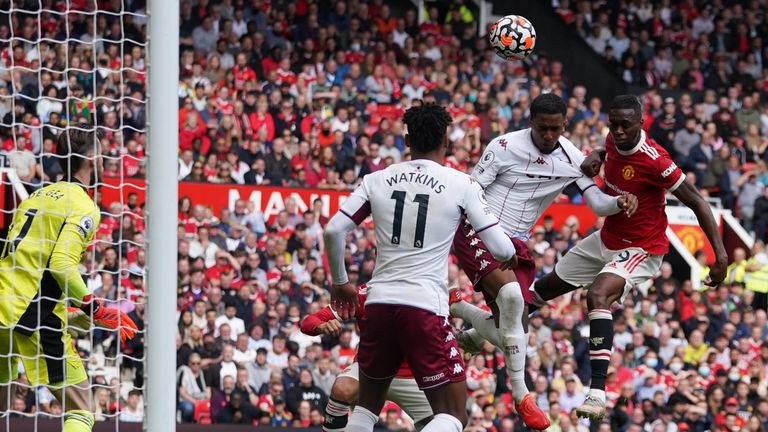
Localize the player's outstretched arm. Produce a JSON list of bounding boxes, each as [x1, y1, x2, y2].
[[325, 179, 371, 319], [324, 212, 360, 320], [582, 187, 638, 217], [463, 178, 516, 264], [672, 181, 728, 286], [300, 306, 342, 337], [50, 224, 138, 343]]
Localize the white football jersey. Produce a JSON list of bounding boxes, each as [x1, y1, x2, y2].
[[473, 129, 594, 239], [339, 159, 500, 316]]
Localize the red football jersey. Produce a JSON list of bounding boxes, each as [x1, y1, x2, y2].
[[601, 131, 684, 255]]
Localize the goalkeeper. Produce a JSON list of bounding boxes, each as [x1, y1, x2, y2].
[[0, 129, 138, 432]]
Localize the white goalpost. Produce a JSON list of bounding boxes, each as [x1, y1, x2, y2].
[[145, 0, 178, 431]]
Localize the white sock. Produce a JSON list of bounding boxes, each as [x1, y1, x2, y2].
[[495, 282, 529, 404], [588, 389, 606, 403], [421, 413, 463, 432], [346, 406, 379, 432], [450, 299, 501, 347]]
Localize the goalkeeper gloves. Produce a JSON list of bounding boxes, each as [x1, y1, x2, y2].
[[78, 295, 139, 344]]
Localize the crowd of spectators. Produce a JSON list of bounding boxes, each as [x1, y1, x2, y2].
[[3, 0, 768, 430], [554, 0, 768, 236]]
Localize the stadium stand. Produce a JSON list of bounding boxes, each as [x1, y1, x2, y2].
[[3, 0, 768, 430]]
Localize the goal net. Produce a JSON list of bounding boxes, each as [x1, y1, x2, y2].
[[1, 0, 147, 429]]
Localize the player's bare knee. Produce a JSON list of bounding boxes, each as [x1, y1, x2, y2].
[[588, 274, 625, 309], [586, 288, 610, 310], [485, 269, 517, 296], [330, 378, 358, 405]]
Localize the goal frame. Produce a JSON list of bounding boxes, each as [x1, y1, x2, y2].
[[146, 1, 179, 431]]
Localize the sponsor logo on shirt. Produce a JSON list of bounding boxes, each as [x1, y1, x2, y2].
[[604, 178, 630, 196], [661, 162, 678, 178], [622, 164, 635, 180]]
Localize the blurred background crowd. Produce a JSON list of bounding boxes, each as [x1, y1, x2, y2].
[[3, 0, 768, 430]]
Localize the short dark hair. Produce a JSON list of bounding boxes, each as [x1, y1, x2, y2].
[[56, 129, 100, 178], [403, 103, 453, 153], [530, 94, 567, 119], [609, 94, 643, 116]]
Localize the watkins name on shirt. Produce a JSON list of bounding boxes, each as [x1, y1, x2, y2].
[[385, 171, 446, 194]]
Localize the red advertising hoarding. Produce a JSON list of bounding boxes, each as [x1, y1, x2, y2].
[[98, 179, 601, 233]]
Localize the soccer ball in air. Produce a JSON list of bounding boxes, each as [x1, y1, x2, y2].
[[488, 15, 536, 60]]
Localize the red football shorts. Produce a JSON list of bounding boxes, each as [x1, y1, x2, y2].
[[453, 216, 536, 303], [357, 304, 466, 390]]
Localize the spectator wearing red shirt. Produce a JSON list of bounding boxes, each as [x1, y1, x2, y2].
[[249, 96, 275, 142], [232, 53, 257, 91], [373, 4, 396, 35]]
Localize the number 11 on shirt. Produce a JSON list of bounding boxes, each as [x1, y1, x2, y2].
[[390, 190, 429, 248]]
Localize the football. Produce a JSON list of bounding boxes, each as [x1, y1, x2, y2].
[[488, 15, 536, 60]]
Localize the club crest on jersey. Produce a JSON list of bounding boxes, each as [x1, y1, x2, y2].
[[622, 165, 635, 180]]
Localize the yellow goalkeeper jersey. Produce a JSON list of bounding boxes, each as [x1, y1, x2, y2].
[[0, 181, 100, 333]]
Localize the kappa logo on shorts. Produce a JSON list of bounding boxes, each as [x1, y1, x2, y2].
[[475, 249, 486, 258], [423, 372, 445, 383], [469, 238, 480, 246], [505, 345, 519, 355], [479, 259, 491, 271], [449, 347, 459, 358], [466, 229, 475, 237], [452, 363, 464, 374], [445, 333, 455, 343]]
